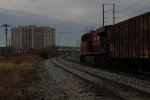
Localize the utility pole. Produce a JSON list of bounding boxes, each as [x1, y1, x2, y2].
[[86, 26, 88, 33], [103, 4, 104, 27], [113, 4, 115, 25], [9, 37, 11, 47], [2, 24, 11, 47], [102, 4, 117, 26], [91, 27, 93, 31], [57, 38, 60, 46]]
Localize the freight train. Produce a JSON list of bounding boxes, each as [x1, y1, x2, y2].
[[80, 12, 150, 72]]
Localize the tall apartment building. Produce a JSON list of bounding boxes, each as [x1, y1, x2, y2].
[[11, 25, 55, 51]]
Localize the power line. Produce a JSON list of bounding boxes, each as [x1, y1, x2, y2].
[[56, 31, 85, 33], [120, 0, 149, 12], [126, 5, 150, 16], [119, 0, 150, 20], [119, 5, 150, 22], [122, 0, 144, 11]]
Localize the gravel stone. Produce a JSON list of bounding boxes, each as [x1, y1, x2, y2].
[[37, 59, 118, 100], [54, 57, 150, 99]]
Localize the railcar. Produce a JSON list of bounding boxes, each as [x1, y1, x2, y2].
[[80, 12, 150, 72], [80, 26, 110, 65]]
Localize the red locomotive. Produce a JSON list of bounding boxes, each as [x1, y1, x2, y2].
[[80, 12, 150, 72]]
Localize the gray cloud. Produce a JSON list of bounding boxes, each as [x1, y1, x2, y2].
[[0, 0, 150, 46], [0, 0, 149, 24], [0, 8, 86, 47]]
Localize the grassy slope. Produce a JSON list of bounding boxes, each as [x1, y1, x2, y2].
[[0, 56, 41, 100]]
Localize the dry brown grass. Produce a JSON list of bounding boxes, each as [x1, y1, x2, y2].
[[0, 56, 41, 100]]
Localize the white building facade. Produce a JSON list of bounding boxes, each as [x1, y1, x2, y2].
[[11, 25, 55, 50]]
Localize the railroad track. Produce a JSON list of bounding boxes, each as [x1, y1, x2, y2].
[[65, 56, 150, 81], [52, 57, 150, 100], [52, 58, 124, 100]]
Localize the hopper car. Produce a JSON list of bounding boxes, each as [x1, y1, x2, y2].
[[80, 12, 150, 72]]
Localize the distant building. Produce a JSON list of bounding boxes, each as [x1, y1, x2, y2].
[[11, 25, 55, 51]]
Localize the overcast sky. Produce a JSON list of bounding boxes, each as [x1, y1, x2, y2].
[[0, 0, 150, 46]]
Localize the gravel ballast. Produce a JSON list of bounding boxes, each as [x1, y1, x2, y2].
[[53, 57, 150, 99], [37, 59, 118, 100]]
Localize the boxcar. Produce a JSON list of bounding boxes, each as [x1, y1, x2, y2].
[[107, 12, 150, 71], [80, 12, 150, 71]]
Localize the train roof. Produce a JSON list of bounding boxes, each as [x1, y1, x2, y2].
[[81, 33, 89, 41], [81, 25, 112, 41], [93, 25, 112, 35], [115, 11, 150, 25]]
